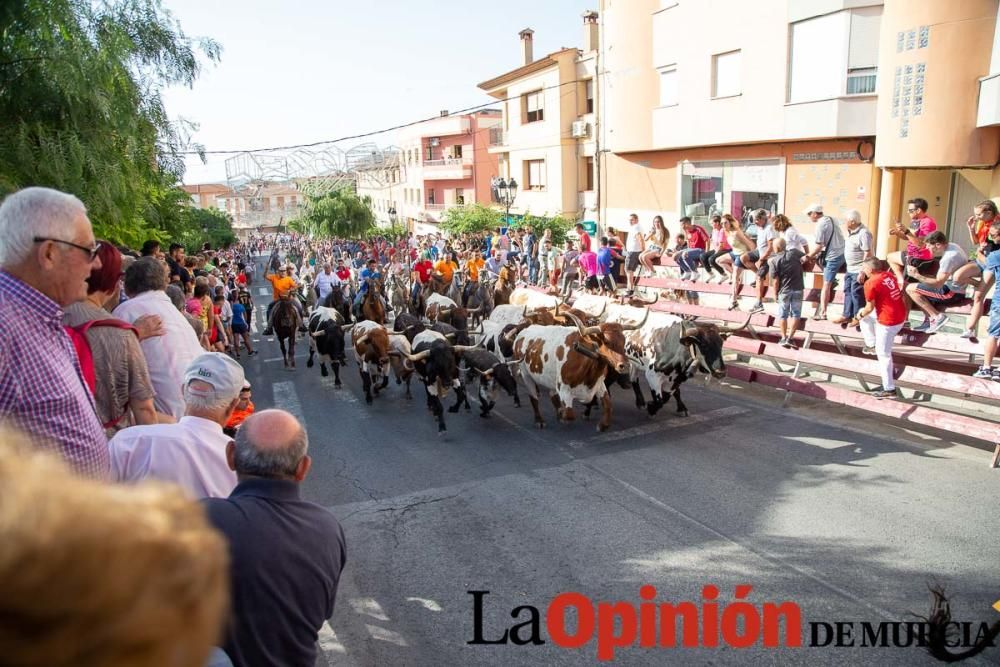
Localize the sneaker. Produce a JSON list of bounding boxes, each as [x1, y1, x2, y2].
[[867, 385, 884, 393], [861, 346, 876, 356], [749, 302, 764, 314], [783, 338, 797, 350], [926, 314, 949, 334], [263, 326, 274, 336], [973, 366, 993, 379], [910, 320, 931, 333], [689, 271, 700, 283], [727, 300, 740, 311], [871, 389, 897, 399], [960, 328, 975, 339], [992, 368, 1000, 383], [777, 337, 789, 347]]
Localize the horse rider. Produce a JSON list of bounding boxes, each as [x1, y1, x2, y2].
[[411, 251, 434, 309], [352, 258, 385, 319], [263, 263, 305, 335], [431, 253, 457, 294], [462, 249, 485, 306]]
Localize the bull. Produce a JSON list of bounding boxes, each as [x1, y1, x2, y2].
[[513, 312, 628, 432], [306, 307, 348, 386], [352, 320, 391, 404], [426, 292, 477, 339], [386, 333, 415, 399], [455, 346, 520, 417], [619, 309, 751, 416], [393, 312, 426, 342], [402, 330, 475, 433]]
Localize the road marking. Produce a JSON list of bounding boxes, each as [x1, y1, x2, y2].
[[272, 381, 305, 424], [365, 624, 408, 646], [349, 597, 389, 621], [567, 405, 750, 448], [406, 597, 443, 612], [317, 621, 346, 655], [257, 287, 269, 296]]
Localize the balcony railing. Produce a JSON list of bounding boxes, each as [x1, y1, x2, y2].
[[423, 157, 471, 167], [489, 127, 507, 146]]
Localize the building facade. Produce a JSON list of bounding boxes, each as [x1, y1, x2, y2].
[[599, 0, 1000, 254], [478, 14, 600, 228]]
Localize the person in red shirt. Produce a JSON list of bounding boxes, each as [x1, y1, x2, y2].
[[335, 258, 351, 283], [411, 252, 434, 306], [858, 257, 908, 399], [574, 223, 592, 253]]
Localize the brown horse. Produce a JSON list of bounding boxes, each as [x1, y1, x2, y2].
[[272, 297, 300, 369], [493, 265, 513, 306], [361, 278, 386, 324]]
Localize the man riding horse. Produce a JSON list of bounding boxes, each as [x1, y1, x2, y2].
[[263, 263, 306, 336], [352, 259, 387, 322]]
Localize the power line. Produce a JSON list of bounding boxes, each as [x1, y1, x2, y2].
[[179, 77, 591, 156]]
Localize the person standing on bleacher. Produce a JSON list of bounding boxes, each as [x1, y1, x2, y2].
[[857, 257, 908, 399]]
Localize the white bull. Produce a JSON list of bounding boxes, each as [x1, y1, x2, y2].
[[508, 287, 560, 311]]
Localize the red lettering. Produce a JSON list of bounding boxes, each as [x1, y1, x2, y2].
[[702, 584, 719, 647], [597, 602, 637, 661], [639, 585, 657, 647], [763, 602, 802, 647], [546, 592, 595, 648]]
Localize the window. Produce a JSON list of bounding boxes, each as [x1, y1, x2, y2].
[[584, 156, 594, 191], [788, 12, 847, 103], [276, 196, 285, 209], [427, 189, 435, 205], [455, 188, 465, 205], [846, 7, 881, 95], [658, 66, 678, 106], [847, 67, 877, 94], [426, 146, 434, 161], [523, 90, 544, 123], [712, 50, 741, 98], [525, 160, 546, 191], [585, 79, 594, 114]]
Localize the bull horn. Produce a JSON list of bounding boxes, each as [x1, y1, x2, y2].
[[583, 325, 603, 337], [404, 349, 431, 362], [468, 304, 481, 314], [341, 323, 355, 331], [563, 311, 588, 338], [620, 307, 649, 331], [635, 290, 659, 305], [476, 368, 494, 377], [718, 311, 754, 336], [310, 330, 324, 338], [445, 333, 456, 341], [453, 345, 477, 355], [520, 305, 527, 317]]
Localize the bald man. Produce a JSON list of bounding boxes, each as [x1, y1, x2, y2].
[[202, 410, 347, 667]]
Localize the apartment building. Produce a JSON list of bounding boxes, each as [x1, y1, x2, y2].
[[354, 152, 402, 228], [478, 13, 599, 228], [599, 0, 1000, 254], [374, 109, 502, 234]]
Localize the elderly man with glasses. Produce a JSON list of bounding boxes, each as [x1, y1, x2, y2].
[[0, 187, 109, 478]]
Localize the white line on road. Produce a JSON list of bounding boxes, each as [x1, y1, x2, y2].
[[405, 597, 443, 612], [349, 597, 389, 621], [257, 287, 269, 297], [272, 381, 306, 425], [317, 621, 346, 655], [365, 624, 408, 647]]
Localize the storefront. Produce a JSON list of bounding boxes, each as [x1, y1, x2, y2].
[[680, 159, 784, 226]]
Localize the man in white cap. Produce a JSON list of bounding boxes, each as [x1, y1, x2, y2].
[[802, 203, 845, 320], [109, 352, 245, 498]]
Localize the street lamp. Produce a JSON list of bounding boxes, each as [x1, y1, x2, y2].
[[495, 177, 518, 228]]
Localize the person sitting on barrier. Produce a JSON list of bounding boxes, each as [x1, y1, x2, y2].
[[858, 257, 908, 399], [676, 217, 710, 281], [887, 197, 937, 285], [972, 240, 1000, 379], [768, 237, 806, 349], [749, 214, 807, 314], [263, 264, 303, 336], [905, 230, 967, 334], [639, 215, 669, 276], [831, 210, 874, 327], [732, 209, 775, 311], [716, 214, 753, 288], [803, 203, 846, 321], [958, 202, 1000, 339], [701, 214, 732, 284]]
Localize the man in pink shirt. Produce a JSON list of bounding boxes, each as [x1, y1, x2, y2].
[[578, 248, 599, 293], [887, 197, 937, 283]]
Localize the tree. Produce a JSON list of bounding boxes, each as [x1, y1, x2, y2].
[[177, 207, 236, 251], [289, 189, 375, 238], [0, 0, 220, 246], [439, 204, 503, 237], [510, 212, 574, 246]]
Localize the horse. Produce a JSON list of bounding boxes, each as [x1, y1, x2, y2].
[[387, 272, 409, 318], [357, 278, 386, 324], [493, 265, 514, 306], [445, 271, 464, 305], [463, 278, 493, 329], [272, 297, 300, 369], [322, 289, 352, 325]]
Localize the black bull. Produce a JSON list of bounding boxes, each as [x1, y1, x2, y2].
[[403, 339, 477, 433], [306, 311, 348, 386]]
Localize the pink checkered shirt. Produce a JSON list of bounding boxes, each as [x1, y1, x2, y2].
[[0, 270, 108, 479]]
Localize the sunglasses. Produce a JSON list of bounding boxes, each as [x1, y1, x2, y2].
[[34, 237, 101, 262]]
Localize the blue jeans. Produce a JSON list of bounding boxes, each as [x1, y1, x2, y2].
[[676, 248, 705, 273], [842, 272, 864, 320], [528, 257, 539, 284]]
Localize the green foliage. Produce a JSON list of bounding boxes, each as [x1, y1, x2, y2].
[[364, 222, 408, 241], [439, 204, 503, 236], [290, 190, 375, 239], [510, 212, 574, 246], [0, 0, 220, 246], [175, 207, 236, 251]]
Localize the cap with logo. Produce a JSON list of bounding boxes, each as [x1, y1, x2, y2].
[[183, 352, 246, 401]]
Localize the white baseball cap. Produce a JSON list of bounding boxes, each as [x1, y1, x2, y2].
[[184, 352, 246, 401], [804, 203, 823, 215]]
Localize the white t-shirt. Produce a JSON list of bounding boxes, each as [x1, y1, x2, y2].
[[783, 227, 809, 253], [755, 224, 776, 252], [113, 290, 203, 420], [938, 242, 969, 291], [110, 416, 236, 499], [314, 270, 342, 301], [626, 224, 645, 252]]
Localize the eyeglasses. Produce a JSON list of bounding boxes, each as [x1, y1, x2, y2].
[[907, 208, 918, 213], [33, 237, 101, 261]]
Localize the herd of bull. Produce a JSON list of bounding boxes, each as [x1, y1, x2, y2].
[[304, 287, 751, 434]]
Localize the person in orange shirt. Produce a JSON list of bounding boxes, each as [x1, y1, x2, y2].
[[462, 250, 486, 305], [263, 264, 303, 335], [223, 382, 255, 437], [432, 255, 456, 293]]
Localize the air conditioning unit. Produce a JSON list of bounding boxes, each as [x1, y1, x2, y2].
[[571, 120, 590, 138], [430, 137, 440, 146]]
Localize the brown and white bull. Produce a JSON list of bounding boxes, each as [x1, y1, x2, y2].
[[512, 313, 629, 432], [351, 320, 391, 404]]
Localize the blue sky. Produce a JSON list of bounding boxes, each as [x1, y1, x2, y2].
[[162, 0, 593, 183]]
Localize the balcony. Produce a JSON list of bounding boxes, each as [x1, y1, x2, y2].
[[422, 157, 472, 180], [417, 115, 471, 138], [489, 127, 507, 146]]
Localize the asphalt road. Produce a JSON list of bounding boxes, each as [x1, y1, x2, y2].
[[239, 271, 999, 667]]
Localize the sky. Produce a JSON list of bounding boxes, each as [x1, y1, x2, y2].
[[161, 0, 594, 184]]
